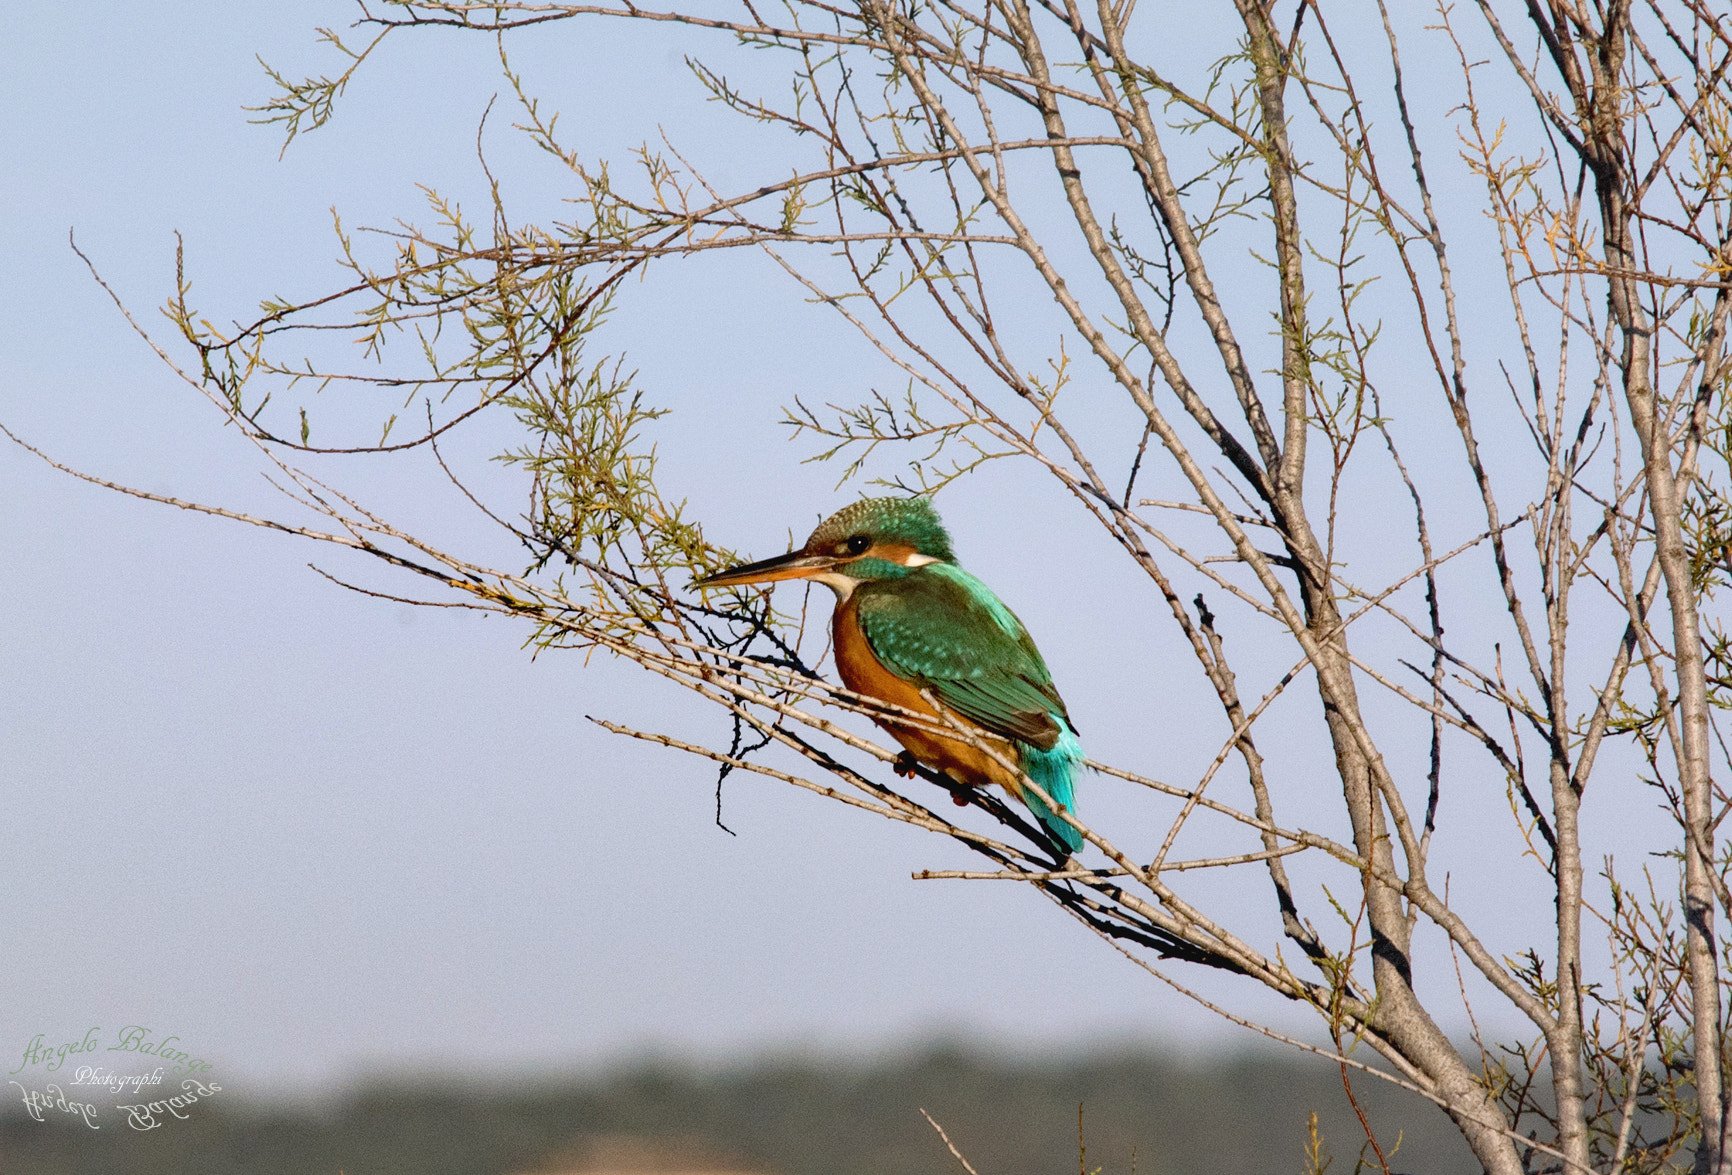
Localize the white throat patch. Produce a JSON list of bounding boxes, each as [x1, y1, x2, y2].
[[810, 570, 864, 601]]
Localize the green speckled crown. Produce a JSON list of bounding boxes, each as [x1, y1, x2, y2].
[[807, 497, 957, 562]]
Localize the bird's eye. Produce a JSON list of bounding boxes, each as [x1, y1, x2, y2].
[[844, 534, 872, 555]]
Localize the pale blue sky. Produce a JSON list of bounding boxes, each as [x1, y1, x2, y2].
[[1, 0, 1645, 1098], [0, 2, 1229, 1093]]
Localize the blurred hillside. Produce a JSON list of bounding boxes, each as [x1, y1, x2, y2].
[[0, 1045, 1478, 1174]]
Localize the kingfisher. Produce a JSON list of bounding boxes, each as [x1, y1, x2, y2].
[[695, 496, 1084, 855]]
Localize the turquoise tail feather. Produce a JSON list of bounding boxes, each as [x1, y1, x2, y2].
[[1020, 723, 1084, 853]]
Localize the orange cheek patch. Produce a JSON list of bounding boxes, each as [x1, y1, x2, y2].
[[866, 541, 922, 566]]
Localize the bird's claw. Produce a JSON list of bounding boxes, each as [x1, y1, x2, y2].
[[889, 750, 971, 806]]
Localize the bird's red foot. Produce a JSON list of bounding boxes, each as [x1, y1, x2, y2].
[[951, 791, 971, 807], [892, 751, 920, 778]]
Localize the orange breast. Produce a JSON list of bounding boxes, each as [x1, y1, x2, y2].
[[831, 594, 1026, 801]]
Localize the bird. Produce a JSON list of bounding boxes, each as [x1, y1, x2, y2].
[[694, 496, 1084, 855]]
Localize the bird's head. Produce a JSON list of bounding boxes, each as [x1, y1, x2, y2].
[[694, 496, 956, 599]]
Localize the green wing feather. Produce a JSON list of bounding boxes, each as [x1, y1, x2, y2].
[[854, 564, 1072, 750]]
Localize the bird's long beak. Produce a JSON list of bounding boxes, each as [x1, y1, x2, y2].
[[693, 549, 842, 589]]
